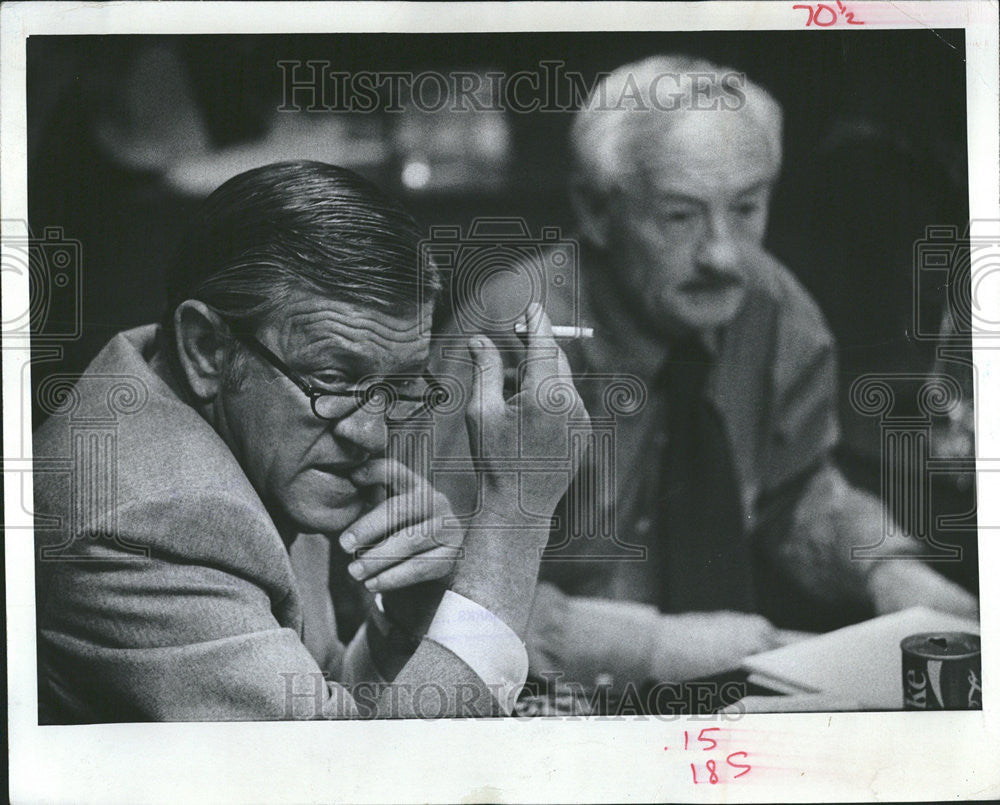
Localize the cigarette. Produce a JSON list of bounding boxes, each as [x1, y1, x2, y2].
[[514, 324, 594, 339]]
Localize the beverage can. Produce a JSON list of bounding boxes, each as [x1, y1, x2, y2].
[[901, 632, 981, 710]]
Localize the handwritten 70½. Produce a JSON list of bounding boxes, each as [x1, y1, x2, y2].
[[793, 1, 865, 26]]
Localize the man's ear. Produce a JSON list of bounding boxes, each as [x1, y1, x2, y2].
[[569, 178, 612, 251], [173, 300, 230, 402]]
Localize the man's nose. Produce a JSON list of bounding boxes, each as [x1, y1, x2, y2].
[[696, 216, 741, 275], [331, 406, 388, 458]]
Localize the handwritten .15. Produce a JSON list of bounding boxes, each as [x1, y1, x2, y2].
[[793, 1, 864, 26]]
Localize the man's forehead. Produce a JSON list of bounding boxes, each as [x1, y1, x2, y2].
[[636, 109, 780, 192], [268, 294, 432, 365]]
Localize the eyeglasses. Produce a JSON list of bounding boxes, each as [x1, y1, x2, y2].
[[233, 332, 448, 422]]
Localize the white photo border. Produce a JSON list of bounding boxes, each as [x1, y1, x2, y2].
[[3, 2, 999, 803]]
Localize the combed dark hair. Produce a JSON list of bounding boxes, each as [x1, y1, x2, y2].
[[164, 160, 439, 338]]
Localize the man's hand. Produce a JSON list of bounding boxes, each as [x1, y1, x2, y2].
[[448, 303, 590, 637], [651, 611, 809, 681], [338, 458, 463, 594], [465, 303, 589, 523]]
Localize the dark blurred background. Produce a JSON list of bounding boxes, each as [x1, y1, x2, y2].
[[26, 30, 976, 592]]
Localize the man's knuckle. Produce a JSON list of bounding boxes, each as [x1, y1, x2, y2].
[[407, 522, 431, 546]]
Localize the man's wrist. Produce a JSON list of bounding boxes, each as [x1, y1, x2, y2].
[[450, 533, 543, 639], [473, 502, 555, 532], [425, 590, 529, 715]]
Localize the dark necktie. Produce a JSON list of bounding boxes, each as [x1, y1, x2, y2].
[[656, 338, 757, 613]]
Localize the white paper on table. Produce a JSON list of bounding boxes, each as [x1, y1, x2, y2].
[[742, 606, 980, 709]]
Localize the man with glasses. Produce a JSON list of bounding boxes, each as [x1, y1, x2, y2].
[[33, 160, 587, 721]]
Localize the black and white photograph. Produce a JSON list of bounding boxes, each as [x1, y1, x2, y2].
[[3, 2, 999, 802]]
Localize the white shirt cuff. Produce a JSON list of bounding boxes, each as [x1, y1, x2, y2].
[[426, 590, 529, 715]]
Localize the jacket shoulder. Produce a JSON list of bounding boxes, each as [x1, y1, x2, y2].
[[740, 249, 834, 353], [33, 328, 288, 585]]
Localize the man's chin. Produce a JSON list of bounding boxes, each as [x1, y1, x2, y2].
[[674, 288, 745, 332], [283, 499, 365, 537], [277, 469, 370, 536]]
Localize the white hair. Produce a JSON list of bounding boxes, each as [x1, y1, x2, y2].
[[569, 54, 784, 196]]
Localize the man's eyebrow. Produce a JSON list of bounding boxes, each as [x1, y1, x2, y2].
[[293, 343, 356, 371], [734, 180, 774, 197], [297, 348, 430, 378]]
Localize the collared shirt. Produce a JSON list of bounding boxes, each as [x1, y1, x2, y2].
[[532, 244, 839, 598]]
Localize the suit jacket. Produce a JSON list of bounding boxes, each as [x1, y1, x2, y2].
[[33, 325, 366, 722]]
